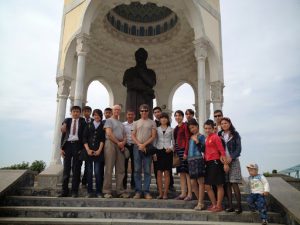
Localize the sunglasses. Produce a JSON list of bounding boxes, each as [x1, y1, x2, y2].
[[214, 114, 222, 118], [140, 110, 149, 112]]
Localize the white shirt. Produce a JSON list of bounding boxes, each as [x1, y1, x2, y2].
[[154, 126, 174, 150], [68, 119, 79, 141], [123, 121, 134, 145], [93, 121, 101, 129], [247, 174, 270, 194]]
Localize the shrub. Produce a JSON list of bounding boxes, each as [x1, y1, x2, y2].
[[1, 160, 46, 174], [1, 161, 30, 170], [30, 160, 46, 173]]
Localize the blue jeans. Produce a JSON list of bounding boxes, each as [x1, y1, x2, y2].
[[247, 193, 268, 220], [86, 156, 104, 194], [133, 145, 152, 194]]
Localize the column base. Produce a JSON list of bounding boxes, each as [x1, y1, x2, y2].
[[36, 164, 63, 188]]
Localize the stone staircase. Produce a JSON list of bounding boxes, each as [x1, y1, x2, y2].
[[0, 174, 286, 225]]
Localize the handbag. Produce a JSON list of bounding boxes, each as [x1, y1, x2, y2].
[[172, 151, 180, 168], [144, 144, 158, 156]]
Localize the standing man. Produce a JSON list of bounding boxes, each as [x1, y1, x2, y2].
[[103, 105, 129, 198], [123, 110, 136, 190], [103, 107, 112, 124], [59, 106, 86, 197], [132, 104, 157, 199], [81, 106, 93, 188], [213, 110, 223, 133]]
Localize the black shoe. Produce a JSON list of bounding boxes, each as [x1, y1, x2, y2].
[[225, 208, 234, 212], [96, 193, 103, 198], [58, 193, 68, 197], [87, 193, 94, 198], [262, 219, 268, 225], [235, 208, 243, 214], [72, 193, 79, 198]]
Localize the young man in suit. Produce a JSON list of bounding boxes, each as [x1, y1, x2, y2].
[[81, 106, 93, 187], [59, 106, 86, 197]]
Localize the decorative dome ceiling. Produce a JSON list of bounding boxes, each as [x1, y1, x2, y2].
[[113, 2, 173, 23], [106, 2, 178, 37]]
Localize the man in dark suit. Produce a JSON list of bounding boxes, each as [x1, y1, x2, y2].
[[59, 106, 86, 197], [81, 106, 93, 187]]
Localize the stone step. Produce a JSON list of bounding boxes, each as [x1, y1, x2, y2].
[[1, 196, 255, 211], [0, 206, 284, 224], [14, 186, 251, 201], [0, 217, 285, 225]]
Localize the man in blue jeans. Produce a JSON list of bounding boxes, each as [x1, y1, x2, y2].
[[131, 104, 157, 199]]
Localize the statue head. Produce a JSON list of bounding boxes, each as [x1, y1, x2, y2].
[[135, 48, 148, 64]]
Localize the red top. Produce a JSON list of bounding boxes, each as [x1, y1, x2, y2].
[[174, 123, 190, 156], [204, 133, 225, 161]]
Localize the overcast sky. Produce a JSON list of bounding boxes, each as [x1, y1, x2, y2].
[[0, 0, 299, 176]]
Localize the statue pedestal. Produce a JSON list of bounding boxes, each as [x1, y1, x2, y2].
[[36, 164, 63, 188]]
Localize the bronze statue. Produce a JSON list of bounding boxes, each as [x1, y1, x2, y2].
[[123, 48, 156, 119]]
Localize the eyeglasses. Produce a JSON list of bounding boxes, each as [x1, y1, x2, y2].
[[140, 110, 149, 112], [214, 114, 222, 118]]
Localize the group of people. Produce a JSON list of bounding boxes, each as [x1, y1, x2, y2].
[[59, 105, 270, 225]]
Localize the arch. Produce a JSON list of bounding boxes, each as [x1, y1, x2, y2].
[[85, 80, 111, 111], [168, 81, 197, 116], [84, 76, 114, 108]]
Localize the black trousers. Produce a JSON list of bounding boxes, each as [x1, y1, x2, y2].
[[62, 142, 82, 195], [123, 144, 135, 188]]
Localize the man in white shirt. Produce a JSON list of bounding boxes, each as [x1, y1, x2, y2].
[[123, 110, 136, 189]]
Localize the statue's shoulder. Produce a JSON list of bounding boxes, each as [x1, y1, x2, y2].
[[147, 68, 156, 75], [125, 67, 136, 73]]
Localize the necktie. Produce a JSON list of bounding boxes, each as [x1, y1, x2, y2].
[[72, 119, 76, 135]]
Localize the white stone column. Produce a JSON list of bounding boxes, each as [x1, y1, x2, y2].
[[37, 78, 71, 188], [194, 39, 208, 133], [210, 81, 224, 112], [74, 34, 89, 107], [50, 78, 71, 166]]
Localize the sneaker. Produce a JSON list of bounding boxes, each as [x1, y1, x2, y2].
[[262, 219, 268, 225], [133, 193, 141, 199], [119, 193, 130, 198], [104, 193, 112, 198], [144, 193, 152, 200]]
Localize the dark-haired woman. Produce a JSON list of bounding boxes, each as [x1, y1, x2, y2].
[[83, 109, 105, 198], [219, 117, 242, 214], [173, 110, 193, 201], [204, 119, 227, 212], [154, 112, 174, 199]]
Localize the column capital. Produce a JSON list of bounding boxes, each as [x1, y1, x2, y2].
[[193, 38, 209, 61], [56, 77, 71, 97], [210, 81, 224, 103], [76, 33, 90, 56]]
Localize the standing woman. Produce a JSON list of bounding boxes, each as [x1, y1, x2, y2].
[[83, 109, 105, 198], [219, 117, 243, 213], [155, 112, 174, 199], [173, 110, 193, 201], [204, 119, 227, 212], [187, 119, 206, 210]]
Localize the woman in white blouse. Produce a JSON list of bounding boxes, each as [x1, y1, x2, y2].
[[154, 112, 174, 199]]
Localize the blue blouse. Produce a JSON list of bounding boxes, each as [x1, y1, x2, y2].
[[188, 134, 205, 158]]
